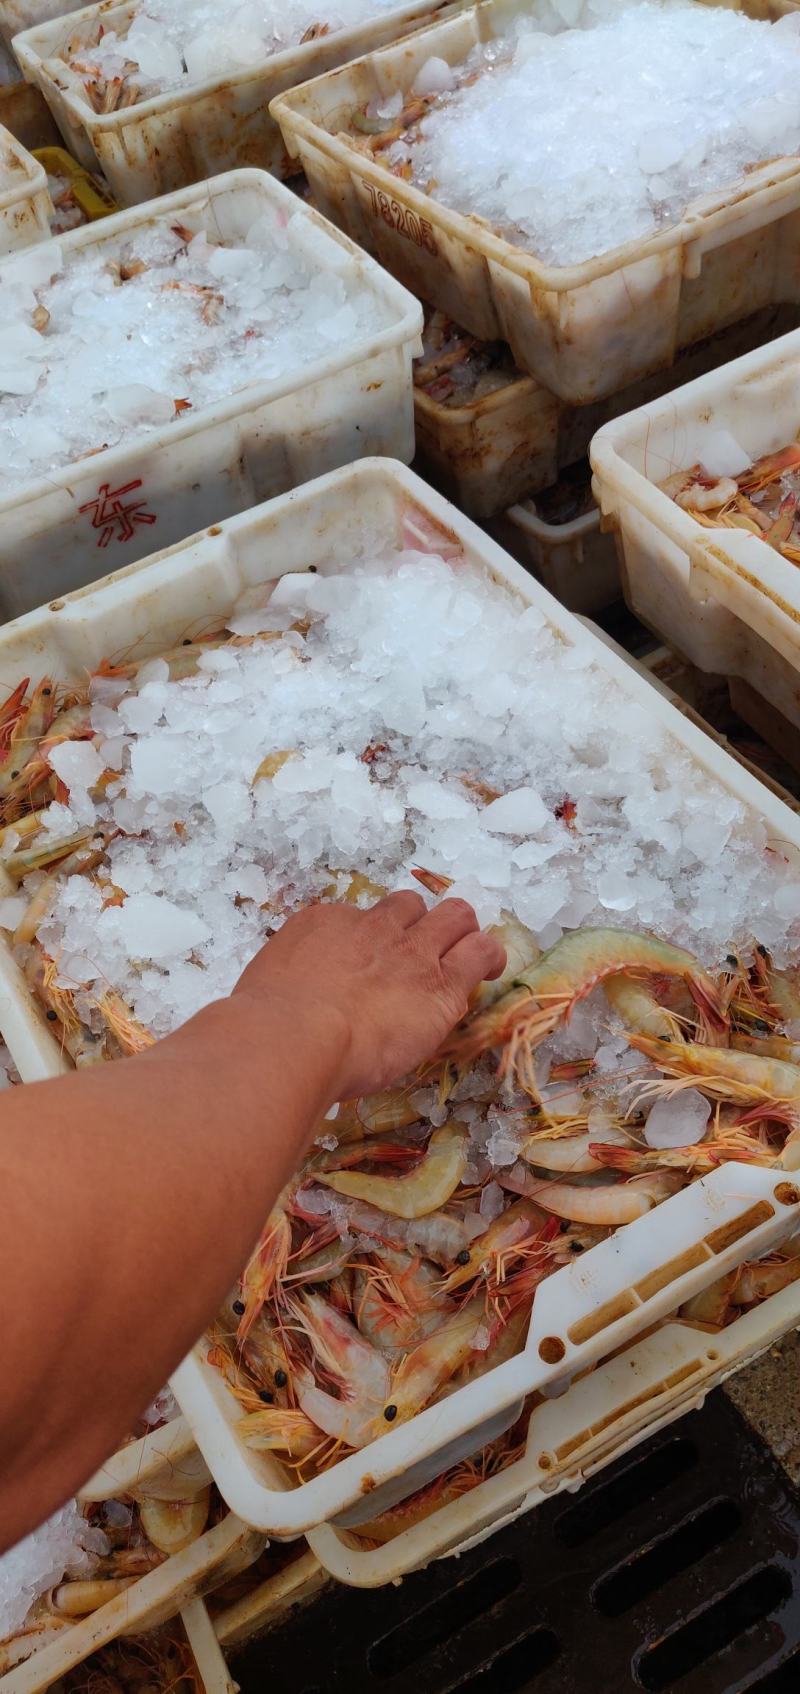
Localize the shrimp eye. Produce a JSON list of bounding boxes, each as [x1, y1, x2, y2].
[[725, 954, 738, 970], [455, 1249, 471, 1265], [757, 944, 769, 958], [259, 1390, 274, 1405], [10, 771, 18, 779], [232, 1299, 245, 1316], [754, 1019, 771, 1033], [182, 638, 192, 646], [274, 1369, 288, 1388], [569, 1241, 585, 1254], [42, 687, 52, 696], [559, 1220, 571, 1234], [383, 1404, 398, 1422], [46, 1009, 58, 1022]]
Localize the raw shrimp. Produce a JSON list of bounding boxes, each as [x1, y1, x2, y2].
[[680, 1270, 740, 1328], [499, 1163, 684, 1223], [236, 1405, 329, 1462], [94, 988, 155, 1057], [220, 1296, 292, 1405], [520, 1130, 605, 1174], [437, 929, 723, 1090], [12, 830, 114, 946], [440, 1197, 548, 1295], [732, 1032, 800, 1065], [382, 1294, 488, 1427], [0, 678, 56, 806], [138, 1490, 210, 1555], [752, 948, 800, 1024], [629, 1033, 800, 1115], [287, 1291, 391, 1448], [733, 1254, 800, 1305], [589, 1125, 770, 1177], [603, 974, 683, 1040], [355, 1089, 422, 1134], [318, 1120, 468, 1218], [353, 1247, 453, 1354], [300, 1188, 475, 1264], [237, 1202, 292, 1341]]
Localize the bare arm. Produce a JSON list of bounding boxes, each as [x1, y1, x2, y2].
[[0, 893, 504, 1549]]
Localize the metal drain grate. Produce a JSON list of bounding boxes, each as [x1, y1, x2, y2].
[[231, 1395, 800, 1694]]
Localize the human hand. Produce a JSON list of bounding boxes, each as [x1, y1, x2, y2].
[[234, 893, 506, 1101]]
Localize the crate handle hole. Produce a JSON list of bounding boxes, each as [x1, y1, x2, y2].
[[774, 1182, 800, 1206], [706, 1349, 719, 1362], [538, 1452, 554, 1471], [539, 1336, 566, 1364]]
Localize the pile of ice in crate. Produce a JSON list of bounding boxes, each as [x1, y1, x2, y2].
[[13, 535, 800, 1045], [68, 0, 417, 98], [401, 0, 800, 266], [0, 210, 390, 493]]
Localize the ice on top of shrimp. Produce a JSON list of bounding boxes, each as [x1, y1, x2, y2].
[[3, 541, 799, 1038], [389, 0, 800, 268]]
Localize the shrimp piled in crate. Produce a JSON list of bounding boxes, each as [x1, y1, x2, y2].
[[664, 438, 800, 567], [1, 460, 800, 1558]]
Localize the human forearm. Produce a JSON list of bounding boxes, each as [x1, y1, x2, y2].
[[0, 992, 341, 1548], [1, 892, 504, 1548]]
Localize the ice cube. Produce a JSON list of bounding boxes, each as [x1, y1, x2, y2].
[[644, 1089, 711, 1149], [103, 385, 176, 427], [774, 882, 800, 921], [47, 740, 105, 792], [684, 425, 752, 480], [481, 787, 550, 835], [637, 127, 689, 176], [412, 56, 455, 97], [100, 893, 211, 962]]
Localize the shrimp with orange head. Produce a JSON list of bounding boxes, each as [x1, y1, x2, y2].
[[435, 929, 724, 1094]]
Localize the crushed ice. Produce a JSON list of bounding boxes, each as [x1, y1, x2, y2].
[[20, 544, 800, 1050], [399, 0, 800, 266], [0, 210, 391, 494], [0, 1501, 107, 1643], [66, 0, 415, 100]]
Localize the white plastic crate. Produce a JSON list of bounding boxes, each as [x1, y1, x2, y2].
[[0, 1515, 264, 1691], [181, 1598, 239, 1694], [490, 489, 619, 616], [413, 305, 800, 522], [11, 0, 464, 203], [213, 1551, 327, 1651], [272, 0, 800, 404], [78, 1418, 212, 1506], [306, 1277, 800, 1583], [413, 369, 548, 521], [0, 168, 421, 620], [590, 325, 800, 733], [0, 119, 50, 249], [0, 459, 798, 1579]]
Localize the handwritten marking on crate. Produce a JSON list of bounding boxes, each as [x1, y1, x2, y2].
[[361, 180, 438, 254], [79, 480, 157, 548]]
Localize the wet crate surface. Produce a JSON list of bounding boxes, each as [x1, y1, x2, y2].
[[232, 1395, 800, 1694]]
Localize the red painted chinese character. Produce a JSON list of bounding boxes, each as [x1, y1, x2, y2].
[[79, 480, 157, 548]]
